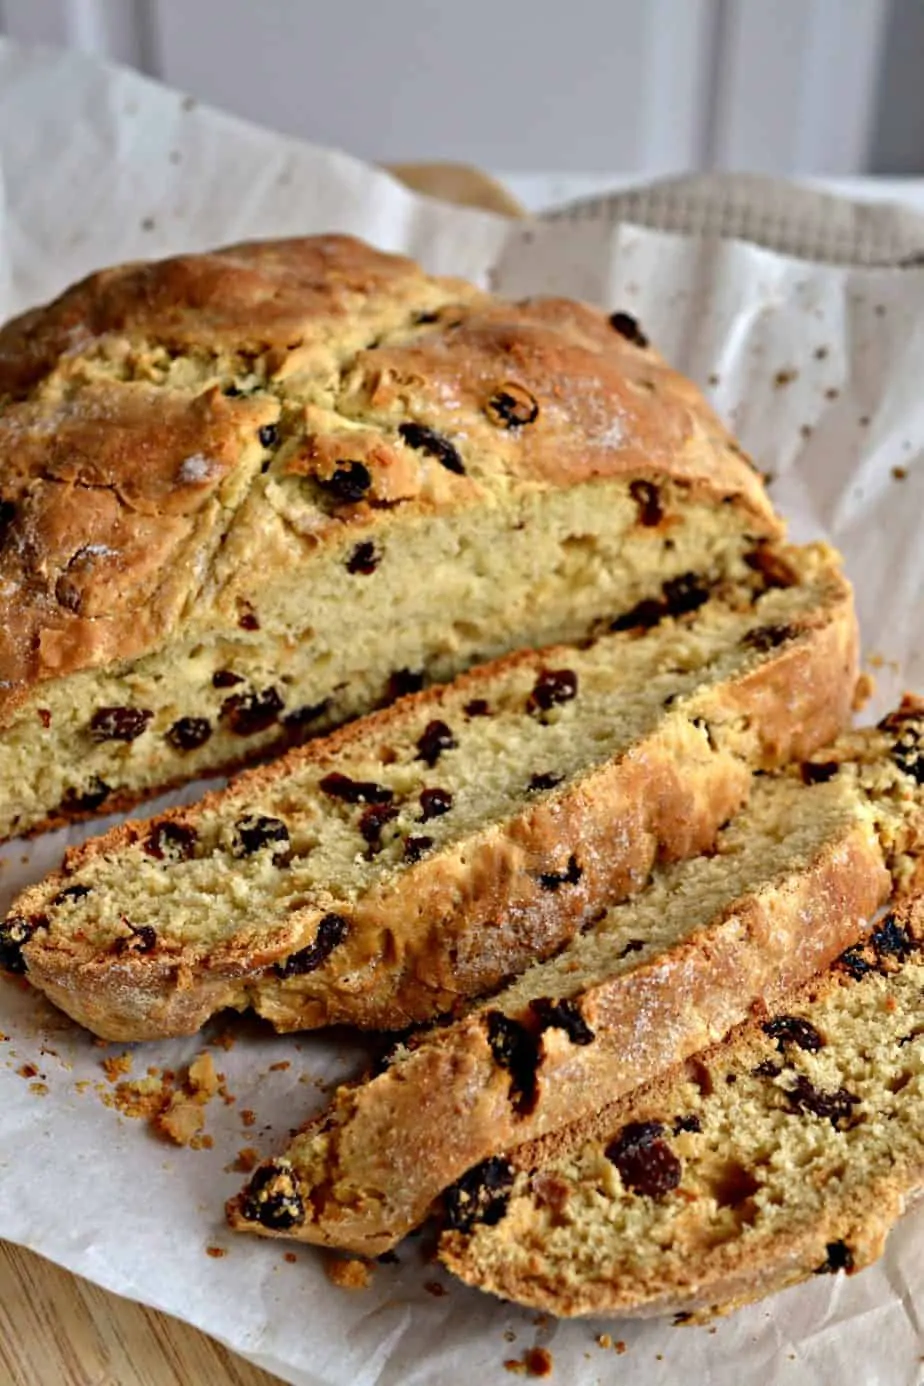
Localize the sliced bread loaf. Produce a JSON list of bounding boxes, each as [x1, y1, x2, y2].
[[0, 234, 781, 840], [439, 893, 924, 1320], [226, 700, 923, 1256], [2, 546, 855, 1041]]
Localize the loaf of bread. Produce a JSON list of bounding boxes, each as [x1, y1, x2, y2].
[[1, 543, 855, 1041], [439, 892, 924, 1319], [226, 701, 923, 1255], [0, 234, 781, 841]]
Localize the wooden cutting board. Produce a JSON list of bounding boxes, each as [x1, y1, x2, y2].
[[0, 162, 523, 1386]]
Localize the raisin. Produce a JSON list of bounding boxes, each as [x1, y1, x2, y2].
[[240, 1162, 305, 1231], [672, 1114, 702, 1134], [38, 709, 51, 728], [753, 1059, 783, 1078], [485, 1012, 540, 1115], [60, 778, 111, 812], [801, 761, 839, 785], [223, 384, 242, 397], [416, 719, 456, 767], [464, 698, 490, 717], [538, 854, 582, 891], [258, 423, 278, 448], [414, 310, 441, 325], [663, 573, 709, 617], [610, 597, 665, 632], [629, 479, 663, 526], [420, 787, 453, 821], [618, 938, 645, 957], [283, 698, 330, 731], [871, 914, 917, 963], [166, 716, 212, 752], [527, 668, 578, 715], [443, 1157, 514, 1233], [527, 772, 563, 792], [359, 803, 398, 851], [212, 669, 244, 689], [347, 541, 379, 575], [814, 1240, 854, 1275], [220, 686, 284, 735], [319, 772, 393, 805], [52, 884, 91, 906], [605, 1122, 681, 1199], [609, 311, 649, 348], [318, 461, 372, 504], [763, 1016, 824, 1053], [0, 498, 16, 545], [238, 609, 260, 631], [234, 815, 290, 861], [878, 710, 924, 784], [275, 913, 349, 977], [89, 707, 153, 742], [785, 1075, 860, 1128], [388, 668, 425, 700], [743, 623, 797, 653], [398, 421, 466, 475], [530, 997, 594, 1045], [404, 835, 433, 862], [145, 822, 198, 861], [0, 915, 39, 973], [837, 943, 873, 980], [484, 385, 539, 429], [113, 923, 157, 955]]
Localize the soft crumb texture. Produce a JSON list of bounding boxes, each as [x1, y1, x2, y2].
[[100, 1052, 132, 1083], [0, 234, 780, 843], [4, 544, 858, 1041], [440, 894, 924, 1320], [323, 1255, 372, 1290], [227, 702, 923, 1256]]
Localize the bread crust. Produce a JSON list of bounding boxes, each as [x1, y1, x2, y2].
[[439, 897, 924, 1320], [0, 235, 779, 727], [12, 570, 857, 1042], [226, 804, 886, 1255]]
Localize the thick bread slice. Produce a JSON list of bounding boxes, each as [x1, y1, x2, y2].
[[0, 234, 781, 841], [439, 891, 924, 1321], [3, 547, 854, 1041], [226, 702, 924, 1256]]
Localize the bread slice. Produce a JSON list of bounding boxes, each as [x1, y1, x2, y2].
[[439, 890, 924, 1320], [3, 547, 854, 1041], [0, 234, 782, 841], [225, 700, 923, 1256]]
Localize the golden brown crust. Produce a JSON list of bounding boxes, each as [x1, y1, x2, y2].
[[12, 568, 857, 1043], [0, 234, 779, 726], [226, 808, 887, 1255]]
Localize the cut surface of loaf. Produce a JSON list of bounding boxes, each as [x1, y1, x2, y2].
[[226, 701, 924, 1256], [0, 234, 781, 840], [2, 547, 856, 1041], [439, 893, 924, 1320]]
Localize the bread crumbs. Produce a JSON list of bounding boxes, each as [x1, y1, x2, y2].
[[229, 1147, 260, 1173], [205, 1246, 226, 1259], [596, 1334, 612, 1349], [29, 1082, 48, 1096], [324, 1255, 372, 1290], [17, 1063, 39, 1079], [283, 1252, 298, 1264], [101, 1052, 133, 1083], [241, 1109, 257, 1127], [774, 368, 797, 388], [269, 1061, 290, 1072], [615, 1340, 627, 1353], [505, 1348, 553, 1377], [424, 1280, 448, 1297], [892, 465, 908, 481]]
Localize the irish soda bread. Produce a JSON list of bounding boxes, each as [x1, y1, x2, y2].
[[227, 702, 924, 1255], [1, 545, 856, 1040], [439, 894, 924, 1320], [0, 234, 781, 840]]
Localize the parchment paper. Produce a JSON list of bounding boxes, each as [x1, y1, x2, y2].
[[0, 38, 922, 1386]]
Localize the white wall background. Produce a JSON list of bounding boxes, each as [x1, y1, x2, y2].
[[0, 0, 898, 175]]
